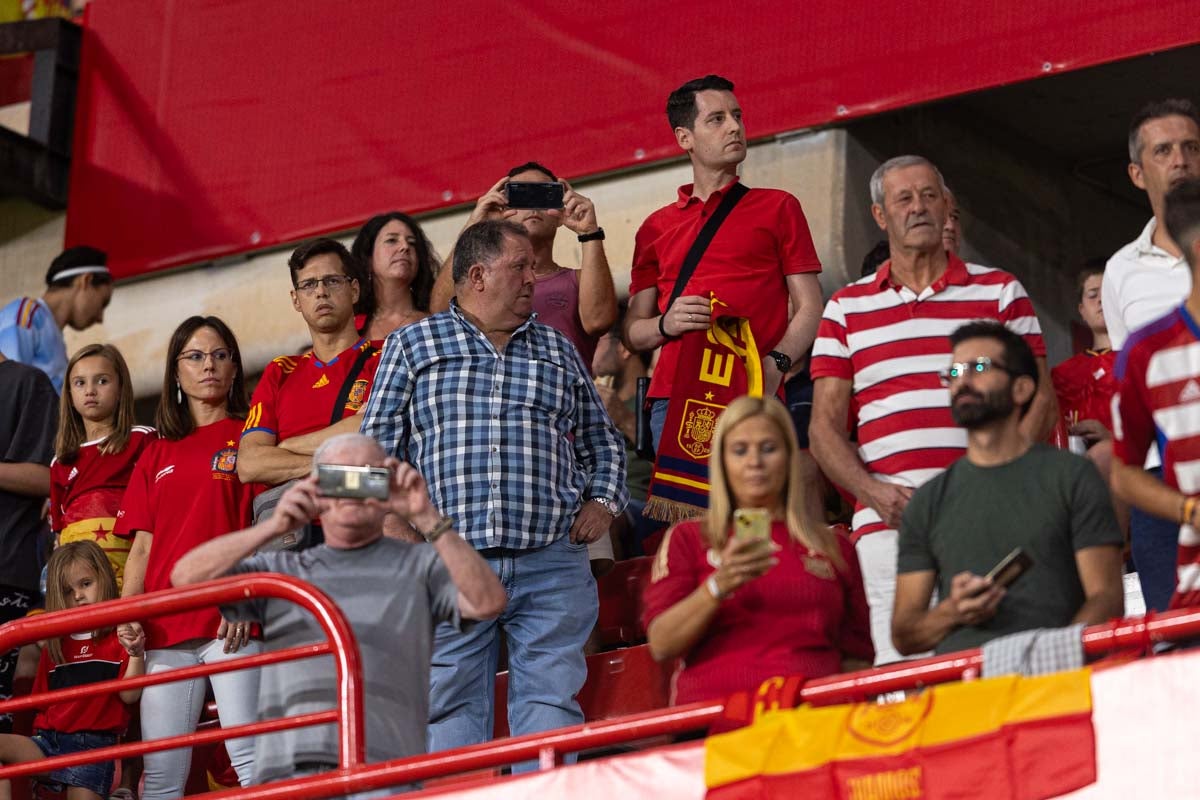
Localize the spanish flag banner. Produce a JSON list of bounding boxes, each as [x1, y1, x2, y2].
[[705, 670, 1095, 800], [645, 294, 763, 522]]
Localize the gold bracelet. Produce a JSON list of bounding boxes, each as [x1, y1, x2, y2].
[[1183, 496, 1197, 527]]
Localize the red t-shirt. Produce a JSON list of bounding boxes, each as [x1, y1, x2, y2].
[[115, 418, 254, 648], [242, 339, 382, 442], [1051, 349, 1116, 432], [642, 520, 873, 706], [33, 631, 131, 734], [51, 427, 156, 587], [629, 181, 822, 399]]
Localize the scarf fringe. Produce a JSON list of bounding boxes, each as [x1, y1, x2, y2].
[[644, 496, 705, 523]]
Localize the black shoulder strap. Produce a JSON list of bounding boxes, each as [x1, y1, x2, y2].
[[330, 343, 377, 425], [665, 181, 750, 312]]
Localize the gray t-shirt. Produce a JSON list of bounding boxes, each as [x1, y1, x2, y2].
[[223, 537, 461, 783], [898, 444, 1123, 655]]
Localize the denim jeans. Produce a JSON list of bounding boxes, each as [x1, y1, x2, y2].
[[427, 535, 596, 765], [140, 639, 262, 800], [649, 398, 669, 453], [1131, 468, 1180, 613]]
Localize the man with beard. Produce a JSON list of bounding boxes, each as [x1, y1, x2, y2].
[[891, 321, 1123, 656]]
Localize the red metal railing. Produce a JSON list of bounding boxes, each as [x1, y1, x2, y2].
[[0, 574, 365, 783], [4, 576, 1199, 800]]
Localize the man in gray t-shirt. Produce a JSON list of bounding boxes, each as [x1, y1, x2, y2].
[[171, 433, 505, 786], [892, 322, 1125, 657]]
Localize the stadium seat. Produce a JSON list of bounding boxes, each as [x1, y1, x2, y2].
[[595, 556, 653, 648]]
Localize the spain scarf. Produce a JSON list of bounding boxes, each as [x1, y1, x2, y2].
[[705, 669, 1096, 800], [644, 293, 763, 522]]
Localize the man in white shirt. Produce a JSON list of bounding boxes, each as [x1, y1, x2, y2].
[[1102, 97, 1200, 611]]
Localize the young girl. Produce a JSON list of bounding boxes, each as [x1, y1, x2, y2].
[[0, 542, 145, 800], [52, 344, 156, 591]]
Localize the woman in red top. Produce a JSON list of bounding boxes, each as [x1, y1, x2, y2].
[[0, 541, 144, 800], [116, 316, 261, 799], [643, 396, 873, 705]]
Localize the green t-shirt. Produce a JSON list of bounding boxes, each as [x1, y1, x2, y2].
[[898, 443, 1123, 654]]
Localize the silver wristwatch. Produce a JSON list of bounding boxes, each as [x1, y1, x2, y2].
[[589, 497, 621, 517]]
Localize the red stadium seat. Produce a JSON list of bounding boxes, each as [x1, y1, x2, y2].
[[595, 556, 653, 648]]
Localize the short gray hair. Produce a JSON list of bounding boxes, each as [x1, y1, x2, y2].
[[452, 220, 529, 284], [869, 155, 947, 206], [312, 432, 385, 467]]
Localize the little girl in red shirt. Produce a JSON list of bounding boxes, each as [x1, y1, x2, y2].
[[0, 542, 144, 800]]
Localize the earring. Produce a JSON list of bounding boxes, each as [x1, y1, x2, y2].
[[176, 382, 182, 404]]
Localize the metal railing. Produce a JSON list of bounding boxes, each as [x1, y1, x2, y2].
[[3, 575, 1198, 799]]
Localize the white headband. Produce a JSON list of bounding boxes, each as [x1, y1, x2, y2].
[[51, 265, 110, 282]]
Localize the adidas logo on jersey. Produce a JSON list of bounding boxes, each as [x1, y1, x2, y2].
[[1181, 380, 1200, 404], [312, 374, 330, 389]]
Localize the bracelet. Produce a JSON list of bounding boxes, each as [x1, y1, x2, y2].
[[1183, 496, 1197, 527], [657, 313, 676, 341], [704, 574, 725, 602], [577, 227, 605, 243], [419, 515, 455, 543]]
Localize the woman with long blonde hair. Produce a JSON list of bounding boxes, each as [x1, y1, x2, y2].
[[643, 396, 873, 705]]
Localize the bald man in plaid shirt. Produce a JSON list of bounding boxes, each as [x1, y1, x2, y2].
[[362, 219, 627, 756]]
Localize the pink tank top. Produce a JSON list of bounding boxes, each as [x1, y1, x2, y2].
[[532, 268, 598, 372]]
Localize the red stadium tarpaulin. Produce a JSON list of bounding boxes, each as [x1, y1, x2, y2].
[[64, 0, 1200, 279]]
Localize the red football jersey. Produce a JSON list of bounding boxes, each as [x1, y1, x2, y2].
[[1051, 349, 1116, 432], [115, 418, 254, 648], [33, 631, 131, 734], [51, 427, 155, 588], [242, 339, 381, 442]]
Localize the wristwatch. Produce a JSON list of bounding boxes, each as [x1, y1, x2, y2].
[[419, 515, 455, 543], [767, 350, 792, 373], [589, 497, 622, 517], [577, 228, 606, 243]]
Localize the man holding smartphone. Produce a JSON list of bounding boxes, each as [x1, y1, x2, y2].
[[171, 433, 505, 791], [891, 321, 1124, 657]]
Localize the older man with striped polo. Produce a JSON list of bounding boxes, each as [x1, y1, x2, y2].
[[809, 155, 1057, 664]]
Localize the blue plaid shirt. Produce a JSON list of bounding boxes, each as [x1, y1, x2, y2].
[[360, 302, 628, 550]]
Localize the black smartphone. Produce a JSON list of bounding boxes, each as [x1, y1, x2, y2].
[[506, 181, 564, 210], [985, 547, 1033, 589], [315, 464, 390, 500]]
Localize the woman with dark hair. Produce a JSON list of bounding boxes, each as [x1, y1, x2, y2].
[[350, 211, 437, 340], [115, 316, 260, 799], [643, 396, 873, 705]]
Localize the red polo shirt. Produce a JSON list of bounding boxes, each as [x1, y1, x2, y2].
[[629, 181, 822, 399]]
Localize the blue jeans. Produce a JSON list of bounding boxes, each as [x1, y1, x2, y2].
[[649, 399, 669, 453], [1131, 467, 1180, 613], [31, 729, 117, 795], [427, 535, 597, 763]]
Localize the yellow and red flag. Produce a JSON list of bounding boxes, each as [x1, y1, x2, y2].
[[705, 670, 1095, 800]]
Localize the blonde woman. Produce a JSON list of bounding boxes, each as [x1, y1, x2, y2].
[[644, 396, 873, 705]]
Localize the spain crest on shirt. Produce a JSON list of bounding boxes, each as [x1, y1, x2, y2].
[[211, 446, 238, 475], [345, 378, 370, 412]]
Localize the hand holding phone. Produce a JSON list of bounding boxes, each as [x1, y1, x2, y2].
[[506, 181, 565, 210], [733, 508, 772, 552], [984, 547, 1033, 589]]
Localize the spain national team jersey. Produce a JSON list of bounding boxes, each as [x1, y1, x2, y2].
[[242, 338, 382, 442], [1052, 349, 1117, 432], [115, 418, 254, 648], [1113, 305, 1200, 607], [51, 426, 156, 590]]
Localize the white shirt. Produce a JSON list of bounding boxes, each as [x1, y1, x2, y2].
[[1104, 217, 1191, 469], [1103, 217, 1190, 351]]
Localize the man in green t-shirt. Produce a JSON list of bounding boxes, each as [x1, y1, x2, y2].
[[892, 321, 1125, 657]]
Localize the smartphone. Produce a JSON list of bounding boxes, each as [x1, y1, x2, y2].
[[985, 547, 1033, 589], [315, 464, 390, 500], [733, 508, 772, 549], [506, 181, 565, 210]]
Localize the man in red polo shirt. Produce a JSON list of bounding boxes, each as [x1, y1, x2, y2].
[[809, 155, 1056, 664], [238, 238, 382, 493], [623, 74, 824, 448]]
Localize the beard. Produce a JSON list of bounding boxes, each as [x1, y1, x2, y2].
[[951, 385, 1015, 429]]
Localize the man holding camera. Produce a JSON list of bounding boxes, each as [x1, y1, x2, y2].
[[430, 161, 618, 371], [891, 322, 1123, 657], [171, 432, 506, 788], [363, 219, 627, 755]]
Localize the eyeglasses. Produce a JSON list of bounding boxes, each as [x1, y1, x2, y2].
[[938, 356, 1014, 386], [295, 275, 354, 294], [178, 348, 233, 365]]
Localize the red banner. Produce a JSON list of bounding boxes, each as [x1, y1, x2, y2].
[[65, 1, 1200, 279]]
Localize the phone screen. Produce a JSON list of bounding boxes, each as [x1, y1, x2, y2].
[[506, 181, 565, 210], [985, 548, 1033, 589]]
